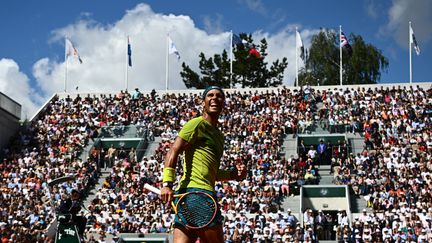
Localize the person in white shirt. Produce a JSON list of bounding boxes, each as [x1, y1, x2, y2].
[[307, 146, 317, 161], [359, 209, 371, 223], [314, 210, 326, 225], [303, 209, 315, 226], [337, 210, 349, 226]]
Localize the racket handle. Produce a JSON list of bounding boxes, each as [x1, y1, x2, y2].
[[144, 183, 161, 195]]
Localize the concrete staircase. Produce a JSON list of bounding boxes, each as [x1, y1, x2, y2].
[[83, 168, 111, 208], [280, 194, 301, 214], [283, 135, 297, 159], [318, 165, 333, 185], [143, 136, 162, 158], [278, 134, 301, 214], [82, 136, 162, 209], [278, 97, 369, 217], [346, 133, 365, 155], [350, 195, 371, 213]]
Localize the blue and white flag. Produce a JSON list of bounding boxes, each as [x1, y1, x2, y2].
[[127, 36, 132, 67], [233, 34, 247, 45], [410, 25, 420, 55], [65, 38, 83, 63], [168, 37, 181, 60], [296, 30, 305, 60]]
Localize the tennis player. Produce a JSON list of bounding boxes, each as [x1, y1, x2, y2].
[[161, 86, 247, 243]]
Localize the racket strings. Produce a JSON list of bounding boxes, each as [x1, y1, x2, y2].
[[177, 193, 216, 228]]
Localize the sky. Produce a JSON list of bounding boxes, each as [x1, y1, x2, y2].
[[0, 0, 431, 119]]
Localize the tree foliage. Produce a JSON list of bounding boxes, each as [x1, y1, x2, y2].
[[180, 34, 288, 89], [299, 29, 388, 86]]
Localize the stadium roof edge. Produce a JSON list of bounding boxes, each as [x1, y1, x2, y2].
[[0, 92, 21, 120], [30, 93, 57, 122]]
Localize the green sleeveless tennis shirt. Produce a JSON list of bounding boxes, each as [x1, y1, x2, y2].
[[177, 116, 224, 192]]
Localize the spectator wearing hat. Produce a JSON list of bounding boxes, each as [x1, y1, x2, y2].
[[261, 227, 273, 242], [371, 228, 382, 242], [359, 208, 371, 223], [354, 233, 362, 242], [282, 227, 292, 242], [362, 228, 373, 241], [293, 226, 304, 242], [419, 228, 429, 242], [303, 227, 316, 242], [352, 228, 360, 240], [395, 228, 407, 242], [285, 208, 297, 227], [314, 210, 326, 239], [340, 233, 350, 242], [381, 227, 392, 241], [304, 168, 317, 185], [303, 209, 314, 226]]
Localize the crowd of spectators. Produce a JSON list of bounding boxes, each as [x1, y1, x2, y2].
[[321, 85, 432, 242], [1, 84, 432, 242], [83, 87, 320, 241]]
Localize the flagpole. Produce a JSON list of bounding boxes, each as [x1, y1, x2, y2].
[[64, 37, 68, 93], [409, 21, 413, 84], [125, 36, 129, 91], [295, 27, 299, 87], [339, 25, 343, 86], [230, 30, 233, 88], [165, 33, 169, 92]]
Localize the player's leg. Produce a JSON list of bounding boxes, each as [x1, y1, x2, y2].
[[196, 224, 224, 243], [173, 227, 197, 243]]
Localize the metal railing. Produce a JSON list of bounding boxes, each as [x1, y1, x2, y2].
[[297, 120, 363, 134], [297, 145, 352, 160], [98, 125, 154, 140]]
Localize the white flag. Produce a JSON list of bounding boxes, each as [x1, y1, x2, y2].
[[410, 25, 421, 55], [65, 38, 83, 63], [168, 37, 181, 60], [296, 30, 305, 60]]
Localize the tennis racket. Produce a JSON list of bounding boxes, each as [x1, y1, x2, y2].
[[144, 183, 217, 229]]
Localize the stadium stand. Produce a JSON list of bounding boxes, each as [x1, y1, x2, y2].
[[0, 83, 431, 243]]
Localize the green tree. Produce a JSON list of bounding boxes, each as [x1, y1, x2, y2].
[[180, 34, 288, 89], [299, 29, 388, 86]]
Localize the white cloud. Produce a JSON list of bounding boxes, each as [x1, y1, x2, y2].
[[34, 3, 230, 94], [0, 58, 44, 119], [35, 3, 319, 92], [365, 0, 380, 19], [2, 3, 319, 118], [253, 26, 319, 86], [381, 0, 432, 48], [202, 13, 225, 34], [238, 0, 267, 15]]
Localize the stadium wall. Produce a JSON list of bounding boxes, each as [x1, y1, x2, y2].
[[0, 92, 21, 149]]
